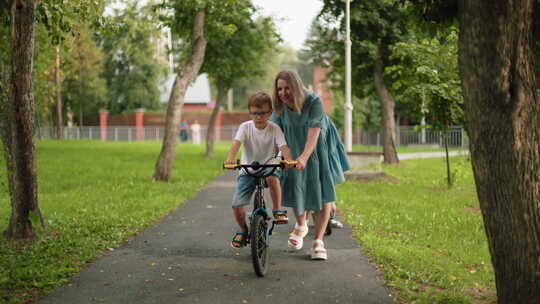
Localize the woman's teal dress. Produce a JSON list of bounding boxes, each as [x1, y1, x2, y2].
[[270, 92, 351, 213]]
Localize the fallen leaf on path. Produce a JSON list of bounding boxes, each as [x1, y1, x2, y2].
[[355, 274, 364, 278]]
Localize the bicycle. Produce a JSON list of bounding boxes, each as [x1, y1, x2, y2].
[[224, 159, 296, 277]]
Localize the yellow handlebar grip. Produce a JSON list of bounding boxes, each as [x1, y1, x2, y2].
[[223, 164, 238, 169], [282, 160, 298, 165]]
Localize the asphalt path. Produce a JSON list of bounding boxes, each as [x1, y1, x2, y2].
[[40, 171, 395, 304]]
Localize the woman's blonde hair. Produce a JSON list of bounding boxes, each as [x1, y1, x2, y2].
[[272, 69, 308, 114]]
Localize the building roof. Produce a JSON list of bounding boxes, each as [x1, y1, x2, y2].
[[160, 73, 212, 104]]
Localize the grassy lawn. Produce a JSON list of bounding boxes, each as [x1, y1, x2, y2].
[[337, 157, 495, 303], [0, 141, 493, 303], [0, 140, 228, 304]]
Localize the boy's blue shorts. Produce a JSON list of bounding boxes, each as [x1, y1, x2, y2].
[[232, 168, 280, 208]]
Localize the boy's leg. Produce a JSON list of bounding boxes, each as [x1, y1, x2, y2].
[[231, 175, 255, 248], [266, 175, 288, 224], [231, 206, 249, 248], [232, 206, 248, 233], [266, 176, 281, 210]]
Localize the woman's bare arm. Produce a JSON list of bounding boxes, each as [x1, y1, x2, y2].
[[296, 127, 321, 170]]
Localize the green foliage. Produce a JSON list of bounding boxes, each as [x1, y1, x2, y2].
[[305, 0, 416, 131], [387, 27, 464, 131], [407, 0, 540, 90], [330, 89, 380, 131], [37, 0, 108, 45], [200, 1, 280, 91], [337, 156, 495, 303], [232, 44, 303, 110], [98, 2, 166, 114], [62, 21, 107, 121], [0, 141, 228, 304], [32, 24, 58, 128]]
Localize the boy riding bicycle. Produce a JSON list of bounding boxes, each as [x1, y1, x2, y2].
[[224, 92, 294, 248]]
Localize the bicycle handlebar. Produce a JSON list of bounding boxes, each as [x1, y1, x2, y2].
[[223, 160, 297, 170]]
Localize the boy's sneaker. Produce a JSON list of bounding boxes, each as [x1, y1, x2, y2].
[[330, 218, 344, 229]]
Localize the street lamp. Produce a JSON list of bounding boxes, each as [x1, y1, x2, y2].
[[344, 0, 353, 152]]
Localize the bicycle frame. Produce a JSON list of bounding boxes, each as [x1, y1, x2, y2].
[[223, 160, 296, 277]]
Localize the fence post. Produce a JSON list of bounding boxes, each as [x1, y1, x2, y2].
[[100, 109, 109, 141], [135, 108, 145, 141]]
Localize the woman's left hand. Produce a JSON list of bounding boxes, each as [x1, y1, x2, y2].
[[295, 156, 307, 171]]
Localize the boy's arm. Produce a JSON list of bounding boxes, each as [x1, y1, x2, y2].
[[225, 140, 241, 165]]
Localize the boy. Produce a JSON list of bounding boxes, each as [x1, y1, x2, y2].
[[224, 92, 294, 248]]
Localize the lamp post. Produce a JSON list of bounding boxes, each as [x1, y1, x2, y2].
[[344, 0, 353, 152]]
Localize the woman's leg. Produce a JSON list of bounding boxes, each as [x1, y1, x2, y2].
[[288, 209, 308, 248], [294, 209, 307, 228], [312, 202, 332, 240]]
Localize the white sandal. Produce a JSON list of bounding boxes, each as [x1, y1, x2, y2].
[[288, 222, 308, 250], [311, 240, 327, 260]]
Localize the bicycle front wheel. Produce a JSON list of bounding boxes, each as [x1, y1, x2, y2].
[[250, 214, 269, 277]]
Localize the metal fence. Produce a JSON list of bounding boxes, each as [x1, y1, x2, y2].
[[359, 126, 468, 148], [37, 126, 237, 143], [37, 125, 468, 148]]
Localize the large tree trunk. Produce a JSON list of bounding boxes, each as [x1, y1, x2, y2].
[[205, 80, 226, 158], [4, 0, 43, 240], [373, 55, 399, 164], [459, 1, 540, 302], [55, 45, 63, 139], [153, 9, 207, 182]]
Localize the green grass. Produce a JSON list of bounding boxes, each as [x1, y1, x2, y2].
[[336, 157, 495, 303], [0, 140, 228, 304]]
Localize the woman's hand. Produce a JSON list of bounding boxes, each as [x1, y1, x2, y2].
[[295, 156, 307, 171], [283, 159, 295, 169], [224, 158, 236, 165]]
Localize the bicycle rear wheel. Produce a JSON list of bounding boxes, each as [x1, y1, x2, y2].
[[250, 214, 269, 277]]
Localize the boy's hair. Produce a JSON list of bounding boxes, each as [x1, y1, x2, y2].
[[248, 92, 273, 109]]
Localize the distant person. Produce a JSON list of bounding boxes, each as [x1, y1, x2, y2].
[[179, 120, 189, 142], [191, 120, 201, 145], [270, 69, 351, 260], [224, 92, 294, 248]]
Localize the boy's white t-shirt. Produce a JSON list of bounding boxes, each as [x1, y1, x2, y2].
[[234, 120, 287, 165]]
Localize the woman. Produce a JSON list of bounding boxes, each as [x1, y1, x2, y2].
[[270, 69, 350, 260]]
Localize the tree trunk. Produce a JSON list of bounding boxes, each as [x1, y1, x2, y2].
[[79, 57, 84, 129], [153, 9, 207, 182], [55, 45, 63, 139], [4, 0, 43, 240], [459, 1, 540, 302], [206, 81, 226, 158], [443, 129, 452, 188], [0, 60, 7, 129], [373, 55, 399, 164]]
